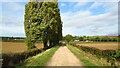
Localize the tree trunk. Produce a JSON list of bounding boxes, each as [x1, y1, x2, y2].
[[49, 40, 53, 47], [43, 39, 48, 49]]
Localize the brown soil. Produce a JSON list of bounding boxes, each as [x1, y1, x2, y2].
[[1, 42, 43, 54], [47, 46, 83, 66], [76, 42, 119, 50]]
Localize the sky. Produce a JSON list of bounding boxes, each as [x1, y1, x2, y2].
[[1, 0, 119, 37]]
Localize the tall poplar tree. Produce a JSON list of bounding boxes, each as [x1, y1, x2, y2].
[[24, 0, 62, 50]]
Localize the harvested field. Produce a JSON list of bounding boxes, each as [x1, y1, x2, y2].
[[73, 42, 119, 50], [1, 42, 43, 54], [72, 42, 120, 50]]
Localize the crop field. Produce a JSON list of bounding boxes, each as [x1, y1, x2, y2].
[[1, 42, 43, 54], [71, 42, 119, 50]]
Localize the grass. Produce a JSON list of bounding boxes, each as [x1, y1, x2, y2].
[[80, 59, 96, 66], [16, 45, 60, 67], [67, 45, 111, 66]]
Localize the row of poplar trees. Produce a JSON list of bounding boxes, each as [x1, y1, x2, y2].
[[24, 0, 62, 50]]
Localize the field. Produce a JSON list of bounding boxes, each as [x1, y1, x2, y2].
[[1, 42, 43, 54], [71, 42, 119, 50], [1, 42, 119, 54]]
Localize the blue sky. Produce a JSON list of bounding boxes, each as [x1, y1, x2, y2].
[[1, 1, 118, 37]]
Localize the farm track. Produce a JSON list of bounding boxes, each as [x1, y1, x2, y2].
[[47, 46, 83, 66]]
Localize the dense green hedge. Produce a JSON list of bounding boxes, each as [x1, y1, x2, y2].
[[2, 47, 52, 67], [70, 43, 120, 66]]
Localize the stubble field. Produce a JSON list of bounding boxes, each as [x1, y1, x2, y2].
[[1, 42, 43, 54], [1, 42, 119, 54], [71, 42, 119, 50]]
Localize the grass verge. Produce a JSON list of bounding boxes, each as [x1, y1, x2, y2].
[[67, 45, 111, 66], [16, 45, 60, 67]]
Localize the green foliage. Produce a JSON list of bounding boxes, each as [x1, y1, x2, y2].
[[24, 1, 62, 49], [25, 37, 38, 50], [111, 50, 120, 61], [63, 35, 118, 42], [63, 34, 73, 43], [70, 43, 120, 66], [67, 45, 99, 66], [17, 45, 60, 66], [80, 59, 97, 66], [1, 37, 25, 42], [2, 48, 42, 67]]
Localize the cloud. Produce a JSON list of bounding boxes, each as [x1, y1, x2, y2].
[[59, 0, 119, 2], [2, 16, 24, 26], [60, 3, 66, 7], [61, 2, 118, 36], [2, 0, 119, 2], [1, 2, 118, 37], [1, 25, 25, 37], [1, 2, 26, 37], [74, 2, 88, 8], [1, 16, 25, 37], [90, 2, 118, 10], [2, 0, 29, 2], [5, 2, 24, 11], [89, 2, 103, 9]]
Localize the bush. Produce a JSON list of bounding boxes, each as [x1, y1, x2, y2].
[[70, 43, 120, 66], [2, 54, 13, 67], [2, 48, 42, 67]]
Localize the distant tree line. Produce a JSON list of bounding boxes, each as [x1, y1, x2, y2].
[[1, 37, 25, 42], [63, 34, 119, 43]]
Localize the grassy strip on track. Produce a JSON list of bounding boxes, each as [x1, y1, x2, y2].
[[67, 45, 111, 67], [16, 45, 60, 67]]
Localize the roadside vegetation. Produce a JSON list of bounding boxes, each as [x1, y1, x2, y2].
[[2, 0, 120, 67], [1, 37, 25, 42], [17, 45, 60, 66], [63, 34, 119, 43], [67, 45, 119, 67]]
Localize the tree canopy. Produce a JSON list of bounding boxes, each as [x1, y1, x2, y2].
[[63, 34, 73, 43], [24, 1, 62, 49]]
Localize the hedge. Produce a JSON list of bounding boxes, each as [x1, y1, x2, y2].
[[2, 46, 51, 67], [70, 43, 120, 66]]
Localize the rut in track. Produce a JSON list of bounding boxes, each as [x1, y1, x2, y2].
[[47, 46, 83, 66]]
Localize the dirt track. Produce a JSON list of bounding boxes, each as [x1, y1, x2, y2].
[[47, 46, 83, 66]]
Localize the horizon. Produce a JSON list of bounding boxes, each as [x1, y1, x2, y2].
[[0, 35, 119, 38], [1, 1, 119, 37]]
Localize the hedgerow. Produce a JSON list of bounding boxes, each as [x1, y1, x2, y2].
[[70, 43, 120, 66], [2, 47, 50, 67]]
